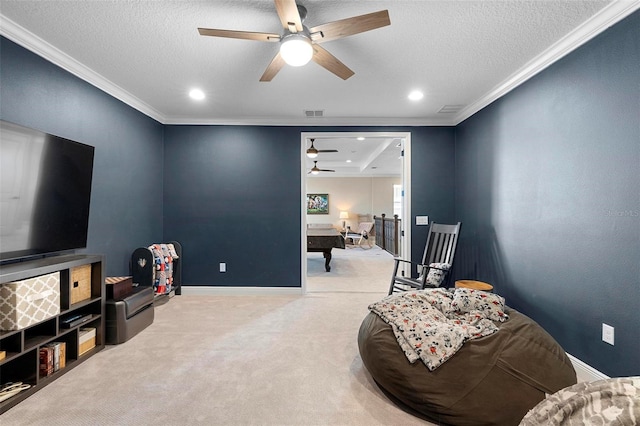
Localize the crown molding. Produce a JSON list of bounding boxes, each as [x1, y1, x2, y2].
[[0, 14, 166, 123], [454, 0, 640, 125], [162, 116, 455, 126]]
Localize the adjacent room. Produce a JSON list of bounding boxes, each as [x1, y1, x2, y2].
[[0, 1, 638, 424]]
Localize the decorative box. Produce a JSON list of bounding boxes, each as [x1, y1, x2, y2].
[[70, 264, 92, 304], [0, 272, 60, 331], [105, 276, 133, 300], [78, 327, 96, 356]]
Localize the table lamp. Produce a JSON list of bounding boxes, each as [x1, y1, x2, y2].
[[339, 211, 349, 230]]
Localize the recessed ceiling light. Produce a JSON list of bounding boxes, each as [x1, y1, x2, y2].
[[189, 89, 205, 100], [346, 160, 352, 163], [357, 137, 365, 141], [408, 90, 424, 101]]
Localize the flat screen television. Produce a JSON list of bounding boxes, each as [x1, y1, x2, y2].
[[0, 119, 95, 263]]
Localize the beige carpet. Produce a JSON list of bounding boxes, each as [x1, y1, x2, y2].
[[2, 246, 433, 425]]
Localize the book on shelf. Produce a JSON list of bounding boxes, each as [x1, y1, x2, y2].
[[49, 343, 59, 371], [39, 347, 54, 377], [45, 342, 66, 371]]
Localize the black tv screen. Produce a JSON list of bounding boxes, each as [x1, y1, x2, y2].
[[0, 120, 95, 262]]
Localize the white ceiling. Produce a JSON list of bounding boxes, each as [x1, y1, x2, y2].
[[1, 0, 638, 176]]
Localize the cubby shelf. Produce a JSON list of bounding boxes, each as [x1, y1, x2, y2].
[[0, 254, 105, 414]]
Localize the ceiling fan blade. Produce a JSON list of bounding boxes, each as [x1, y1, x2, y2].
[[260, 52, 286, 82], [198, 28, 280, 42], [317, 149, 339, 153], [274, 0, 303, 33], [311, 45, 354, 80], [319, 169, 336, 172], [310, 10, 390, 44]]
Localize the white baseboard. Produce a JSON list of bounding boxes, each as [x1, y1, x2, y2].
[[567, 353, 609, 382], [181, 285, 303, 296]]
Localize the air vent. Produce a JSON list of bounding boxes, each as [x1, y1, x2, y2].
[[438, 105, 465, 114], [304, 109, 324, 117]]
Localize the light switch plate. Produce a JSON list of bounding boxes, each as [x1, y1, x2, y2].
[[416, 216, 429, 225]]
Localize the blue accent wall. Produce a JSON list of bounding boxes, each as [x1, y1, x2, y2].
[[1, 37, 164, 275], [454, 11, 639, 376], [408, 127, 456, 267], [163, 125, 303, 286], [163, 125, 455, 286]]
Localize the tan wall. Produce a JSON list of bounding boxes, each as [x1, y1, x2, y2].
[[306, 176, 401, 229]]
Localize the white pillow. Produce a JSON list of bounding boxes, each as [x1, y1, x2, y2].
[[424, 263, 450, 287], [451, 288, 509, 322]]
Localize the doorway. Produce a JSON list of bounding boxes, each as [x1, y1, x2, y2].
[[300, 131, 411, 293]]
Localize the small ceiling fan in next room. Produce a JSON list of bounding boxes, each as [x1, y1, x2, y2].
[[308, 161, 335, 175], [306, 138, 338, 158], [197, 0, 391, 81]]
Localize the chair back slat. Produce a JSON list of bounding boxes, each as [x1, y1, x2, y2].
[[421, 222, 461, 274]]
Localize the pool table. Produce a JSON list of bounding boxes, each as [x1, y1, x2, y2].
[[307, 228, 345, 272]]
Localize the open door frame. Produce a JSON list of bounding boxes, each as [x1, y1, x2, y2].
[[300, 131, 411, 292]]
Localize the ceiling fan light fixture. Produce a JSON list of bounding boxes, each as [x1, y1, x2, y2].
[[306, 139, 318, 158], [280, 33, 313, 67]]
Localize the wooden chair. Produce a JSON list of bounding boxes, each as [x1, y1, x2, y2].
[[388, 222, 461, 295], [343, 221, 374, 248]]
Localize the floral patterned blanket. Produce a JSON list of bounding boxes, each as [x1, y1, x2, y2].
[[519, 377, 640, 425], [368, 288, 509, 371], [147, 243, 179, 295]]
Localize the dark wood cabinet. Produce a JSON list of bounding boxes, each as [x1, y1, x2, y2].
[[0, 254, 105, 413]]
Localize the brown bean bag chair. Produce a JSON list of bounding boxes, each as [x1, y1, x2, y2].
[[358, 307, 577, 426]]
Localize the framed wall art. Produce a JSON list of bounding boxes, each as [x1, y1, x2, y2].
[[307, 193, 329, 215]]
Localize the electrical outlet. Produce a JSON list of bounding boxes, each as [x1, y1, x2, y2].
[[219, 262, 226, 273], [602, 323, 614, 345]]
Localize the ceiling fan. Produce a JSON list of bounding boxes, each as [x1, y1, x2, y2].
[[308, 161, 335, 175], [198, 0, 390, 81], [306, 138, 338, 158]]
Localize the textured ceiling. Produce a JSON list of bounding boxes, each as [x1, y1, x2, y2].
[[1, 0, 637, 175]]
